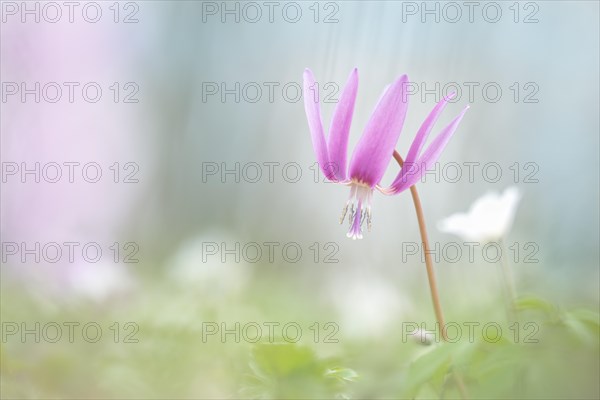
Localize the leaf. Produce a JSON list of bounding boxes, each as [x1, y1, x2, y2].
[[514, 295, 558, 317], [402, 344, 455, 397], [243, 343, 357, 399], [251, 343, 317, 377], [567, 308, 600, 328], [562, 309, 600, 346], [324, 367, 359, 383]]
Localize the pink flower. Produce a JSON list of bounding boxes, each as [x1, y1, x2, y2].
[[303, 68, 469, 239]]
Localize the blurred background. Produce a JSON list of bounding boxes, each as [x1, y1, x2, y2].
[[1, 1, 598, 398]]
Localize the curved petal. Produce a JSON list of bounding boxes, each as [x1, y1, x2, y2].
[[348, 74, 409, 187], [404, 92, 456, 165], [327, 68, 358, 181], [385, 105, 469, 194], [303, 68, 331, 179], [387, 93, 455, 190]]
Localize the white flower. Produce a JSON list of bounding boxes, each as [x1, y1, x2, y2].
[[437, 187, 521, 242], [329, 273, 412, 339], [166, 232, 251, 301], [408, 328, 436, 346], [68, 261, 134, 303]]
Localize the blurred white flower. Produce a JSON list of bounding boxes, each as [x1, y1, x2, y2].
[[437, 187, 521, 242], [408, 328, 436, 346], [68, 261, 134, 303], [166, 232, 252, 301], [329, 273, 412, 339]]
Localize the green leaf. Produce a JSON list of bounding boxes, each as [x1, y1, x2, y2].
[[562, 309, 600, 346], [324, 367, 359, 383], [515, 295, 558, 317], [243, 343, 357, 399], [567, 308, 600, 328], [402, 344, 455, 398], [252, 342, 317, 377]]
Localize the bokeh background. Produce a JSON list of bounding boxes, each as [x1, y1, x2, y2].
[[1, 1, 598, 398]]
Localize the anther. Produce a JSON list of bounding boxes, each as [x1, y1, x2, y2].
[[339, 203, 349, 224]]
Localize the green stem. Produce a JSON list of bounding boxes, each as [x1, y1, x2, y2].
[[392, 151, 468, 399], [498, 239, 518, 323]]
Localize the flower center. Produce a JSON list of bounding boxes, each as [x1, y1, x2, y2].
[[340, 180, 373, 240]]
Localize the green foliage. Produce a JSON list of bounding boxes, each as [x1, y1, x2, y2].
[[514, 295, 560, 319], [397, 298, 600, 400], [562, 308, 600, 345], [241, 343, 357, 399], [401, 343, 454, 398], [1, 277, 598, 399]]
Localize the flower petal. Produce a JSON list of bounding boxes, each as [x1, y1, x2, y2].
[[303, 68, 331, 179], [386, 105, 469, 194], [327, 68, 358, 181], [348, 74, 409, 187], [404, 92, 456, 165], [437, 186, 521, 242]]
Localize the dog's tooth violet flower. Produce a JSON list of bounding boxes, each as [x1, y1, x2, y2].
[[303, 68, 469, 239]]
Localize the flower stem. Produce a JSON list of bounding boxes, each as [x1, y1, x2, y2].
[[498, 239, 517, 323], [392, 151, 447, 338], [392, 150, 468, 399]]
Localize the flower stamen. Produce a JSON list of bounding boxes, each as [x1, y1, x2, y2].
[[339, 203, 349, 224], [343, 180, 374, 239]]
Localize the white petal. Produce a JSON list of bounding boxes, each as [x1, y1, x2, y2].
[[437, 187, 522, 242]]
